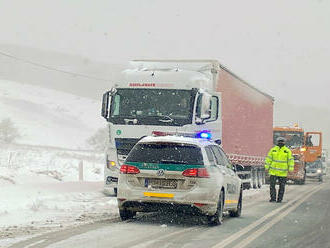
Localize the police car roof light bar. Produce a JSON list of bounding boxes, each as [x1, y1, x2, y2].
[[152, 130, 212, 139]]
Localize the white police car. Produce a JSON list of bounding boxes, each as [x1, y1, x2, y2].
[[117, 133, 242, 225]]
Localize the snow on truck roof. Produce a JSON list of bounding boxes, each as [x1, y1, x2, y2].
[[121, 69, 211, 90], [126, 60, 273, 101]]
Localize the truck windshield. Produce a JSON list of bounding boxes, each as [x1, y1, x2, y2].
[[109, 89, 195, 126], [273, 131, 304, 148]]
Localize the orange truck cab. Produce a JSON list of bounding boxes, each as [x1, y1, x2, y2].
[[302, 132, 322, 163]]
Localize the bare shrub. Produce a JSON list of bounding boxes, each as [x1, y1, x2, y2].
[[0, 118, 20, 144], [86, 127, 108, 151]]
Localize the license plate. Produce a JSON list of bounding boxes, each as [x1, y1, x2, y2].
[[145, 179, 177, 189]]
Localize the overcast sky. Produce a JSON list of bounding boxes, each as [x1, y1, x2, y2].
[[1, 0, 330, 109]]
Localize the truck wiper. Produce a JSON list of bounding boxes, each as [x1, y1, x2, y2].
[[158, 115, 174, 123]]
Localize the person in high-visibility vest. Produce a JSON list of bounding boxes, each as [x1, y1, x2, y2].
[[265, 137, 294, 202]]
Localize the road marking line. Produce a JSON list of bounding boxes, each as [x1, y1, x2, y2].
[[232, 184, 324, 248], [24, 239, 46, 248], [128, 226, 200, 248], [212, 184, 322, 248]]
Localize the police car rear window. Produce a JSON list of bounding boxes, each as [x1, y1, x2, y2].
[[126, 143, 204, 165]]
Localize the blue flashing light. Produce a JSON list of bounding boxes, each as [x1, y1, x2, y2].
[[196, 131, 212, 139]]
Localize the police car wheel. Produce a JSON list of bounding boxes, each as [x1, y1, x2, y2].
[[119, 209, 136, 221], [229, 190, 242, 217], [208, 191, 224, 226]]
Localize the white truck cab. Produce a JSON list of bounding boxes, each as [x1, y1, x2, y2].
[[102, 61, 222, 195]]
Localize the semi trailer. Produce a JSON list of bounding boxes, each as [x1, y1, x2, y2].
[[101, 60, 274, 194]]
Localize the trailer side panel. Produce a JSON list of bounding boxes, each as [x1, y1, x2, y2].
[[217, 68, 273, 158]]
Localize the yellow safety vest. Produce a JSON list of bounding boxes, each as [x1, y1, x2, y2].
[[265, 146, 294, 177]]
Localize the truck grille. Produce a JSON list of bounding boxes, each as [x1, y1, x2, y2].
[[115, 138, 140, 155]]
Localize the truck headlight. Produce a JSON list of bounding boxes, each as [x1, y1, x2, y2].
[[107, 160, 116, 169]]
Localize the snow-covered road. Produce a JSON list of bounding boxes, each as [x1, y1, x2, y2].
[[4, 182, 323, 248]]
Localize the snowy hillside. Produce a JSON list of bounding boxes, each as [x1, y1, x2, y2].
[[0, 79, 105, 149]]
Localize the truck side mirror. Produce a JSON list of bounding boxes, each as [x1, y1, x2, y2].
[[201, 94, 211, 119], [196, 93, 211, 123], [101, 91, 111, 120]]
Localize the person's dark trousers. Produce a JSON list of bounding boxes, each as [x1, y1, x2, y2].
[[269, 175, 287, 202]]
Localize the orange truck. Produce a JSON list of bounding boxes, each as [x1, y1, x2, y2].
[[271, 126, 323, 184], [272, 126, 306, 184]]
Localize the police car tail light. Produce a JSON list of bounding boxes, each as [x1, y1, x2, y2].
[[120, 164, 140, 174], [182, 168, 210, 178]]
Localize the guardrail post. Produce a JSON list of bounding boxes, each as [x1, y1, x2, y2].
[[79, 160, 84, 181], [7, 152, 12, 168]]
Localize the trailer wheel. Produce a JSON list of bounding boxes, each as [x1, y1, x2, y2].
[[257, 170, 262, 188], [265, 173, 270, 184], [262, 170, 266, 184], [252, 169, 257, 189]]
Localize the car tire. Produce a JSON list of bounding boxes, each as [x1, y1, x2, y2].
[[298, 174, 306, 185], [208, 191, 224, 226], [300, 171, 306, 184], [229, 189, 242, 217], [119, 208, 136, 221], [252, 170, 257, 189]]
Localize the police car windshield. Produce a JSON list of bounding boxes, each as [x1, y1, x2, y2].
[[126, 143, 204, 165]]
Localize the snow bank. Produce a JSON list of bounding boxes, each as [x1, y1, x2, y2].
[[0, 79, 104, 149], [0, 146, 118, 247]]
